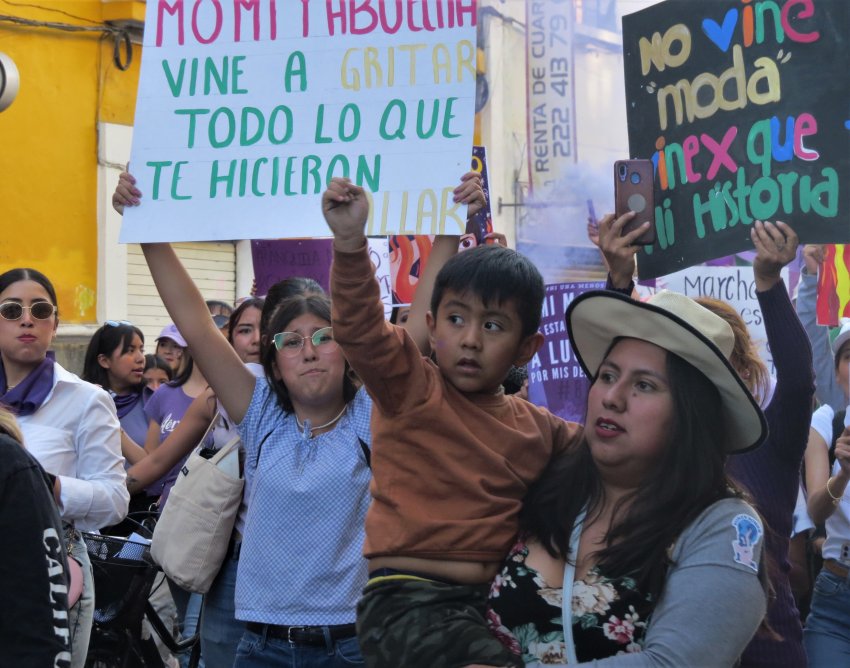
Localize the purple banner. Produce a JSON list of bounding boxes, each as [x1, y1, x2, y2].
[[251, 239, 334, 297], [527, 281, 605, 424]]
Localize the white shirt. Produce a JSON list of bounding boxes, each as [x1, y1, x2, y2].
[[18, 362, 129, 531], [811, 403, 850, 562]]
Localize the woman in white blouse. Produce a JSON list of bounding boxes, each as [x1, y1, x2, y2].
[[0, 267, 129, 668]]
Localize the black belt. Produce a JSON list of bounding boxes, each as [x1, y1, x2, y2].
[[245, 622, 357, 646]]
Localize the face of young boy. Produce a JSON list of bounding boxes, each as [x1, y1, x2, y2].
[[427, 289, 540, 395]]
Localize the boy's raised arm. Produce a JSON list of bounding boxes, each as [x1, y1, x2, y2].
[[325, 179, 433, 415], [322, 178, 369, 252]]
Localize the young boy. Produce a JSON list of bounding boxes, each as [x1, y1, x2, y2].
[[324, 178, 582, 667]]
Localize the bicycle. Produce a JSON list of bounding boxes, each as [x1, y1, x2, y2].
[[82, 514, 200, 668]]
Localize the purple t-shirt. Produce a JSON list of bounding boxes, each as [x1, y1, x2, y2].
[[143, 384, 211, 502]]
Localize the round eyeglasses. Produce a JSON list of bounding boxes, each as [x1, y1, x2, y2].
[[273, 327, 338, 357], [0, 301, 57, 321]]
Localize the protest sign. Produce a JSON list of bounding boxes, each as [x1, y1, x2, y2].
[[636, 265, 790, 373], [622, 0, 850, 279], [388, 235, 433, 306], [465, 145, 493, 243], [121, 0, 477, 243], [251, 237, 392, 316], [527, 282, 604, 424]]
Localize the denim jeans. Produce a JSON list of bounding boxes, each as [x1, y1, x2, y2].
[[68, 531, 94, 668], [804, 568, 850, 666], [169, 579, 205, 668], [234, 627, 364, 668], [201, 554, 244, 667]]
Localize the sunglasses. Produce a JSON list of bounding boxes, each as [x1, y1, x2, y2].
[[273, 327, 338, 356], [105, 320, 133, 327], [0, 301, 57, 321]]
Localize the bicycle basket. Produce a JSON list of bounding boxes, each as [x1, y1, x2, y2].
[[83, 533, 157, 625]]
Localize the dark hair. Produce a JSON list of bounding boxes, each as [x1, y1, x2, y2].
[[144, 354, 173, 380], [260, 277, 325, 336], [260, 294, 357, 413], [205, 299, 233, 315], [0, 268, 59, 314], [82, 323, 145, 391], [168, 351, 195, 387], [520, 343, 745, 602], [389, 305, 411, 325], [227, 298, 265, 346], [431, 245, 544, 338]]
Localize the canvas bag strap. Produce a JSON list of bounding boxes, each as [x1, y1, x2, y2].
[[193, 410, 221, 452]]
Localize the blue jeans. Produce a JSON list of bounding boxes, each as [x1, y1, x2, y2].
[[804, 568, 850, 666], [169, 580, 205, 668], [201, 554, 244, 667], [68, 531, 94, 668], [234, 628, 364, 668]]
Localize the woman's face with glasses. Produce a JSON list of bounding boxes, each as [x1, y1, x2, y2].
[[272, 312, 346, 410], [0, 279, 58, 374]]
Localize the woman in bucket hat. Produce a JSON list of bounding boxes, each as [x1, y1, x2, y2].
[[487, 214, 770, 666]]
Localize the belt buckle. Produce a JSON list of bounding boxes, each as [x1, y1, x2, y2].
[[287, 625, 307, 644]]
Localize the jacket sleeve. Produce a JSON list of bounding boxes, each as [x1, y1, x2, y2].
[[581, 499, 767, 667], [331, 242, 434, 416], [796, 269, 844, 410], [59, 388, 129, 530], [758, 280, 815, 461]]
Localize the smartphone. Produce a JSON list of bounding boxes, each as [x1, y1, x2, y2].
[[614, 159, 656, 246]]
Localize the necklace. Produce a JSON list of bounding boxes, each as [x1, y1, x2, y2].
[[296, 405, 347, 438]]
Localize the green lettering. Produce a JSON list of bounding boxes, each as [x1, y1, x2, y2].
[[209, 107, 236, 148], [175, 108, 210, 148], [380, 99, 406, 140], [285, 51, 307, 92], [171, 161, 191, 200]]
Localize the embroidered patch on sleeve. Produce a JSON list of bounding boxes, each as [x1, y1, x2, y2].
[[731, 514, 763, 572]]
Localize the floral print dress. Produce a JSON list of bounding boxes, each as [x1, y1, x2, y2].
[[488, 537, 655, 665]]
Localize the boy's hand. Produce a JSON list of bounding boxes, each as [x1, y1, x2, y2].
[[323, 177, 369, 251]]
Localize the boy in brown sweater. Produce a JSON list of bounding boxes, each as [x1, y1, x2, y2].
[[324, 178, 582, 667]]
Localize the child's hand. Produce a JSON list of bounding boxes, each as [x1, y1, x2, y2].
[[322, 178, 369, 251], [112, 170, 142, 215]]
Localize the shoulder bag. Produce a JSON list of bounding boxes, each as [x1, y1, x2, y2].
[[151, 414, 243, 593]]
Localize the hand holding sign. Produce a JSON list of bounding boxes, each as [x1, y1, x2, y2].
[[751, 220, 799, 291], [113, 171, 142, 215]]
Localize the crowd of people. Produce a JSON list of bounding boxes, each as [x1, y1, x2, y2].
[[0, 167, 847, 668]]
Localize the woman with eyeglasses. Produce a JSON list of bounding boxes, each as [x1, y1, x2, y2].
[[115, 175, 372, 668], [0, 267, 129, 668]]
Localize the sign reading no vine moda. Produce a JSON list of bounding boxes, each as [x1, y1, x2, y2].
[[121, 0, 477, 243], [623, 0, 850, 280]]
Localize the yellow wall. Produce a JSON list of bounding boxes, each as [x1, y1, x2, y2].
[[0, 0, 142, 322]]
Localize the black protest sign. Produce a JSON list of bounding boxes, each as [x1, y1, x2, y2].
[[622, 0, 850, 279]]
